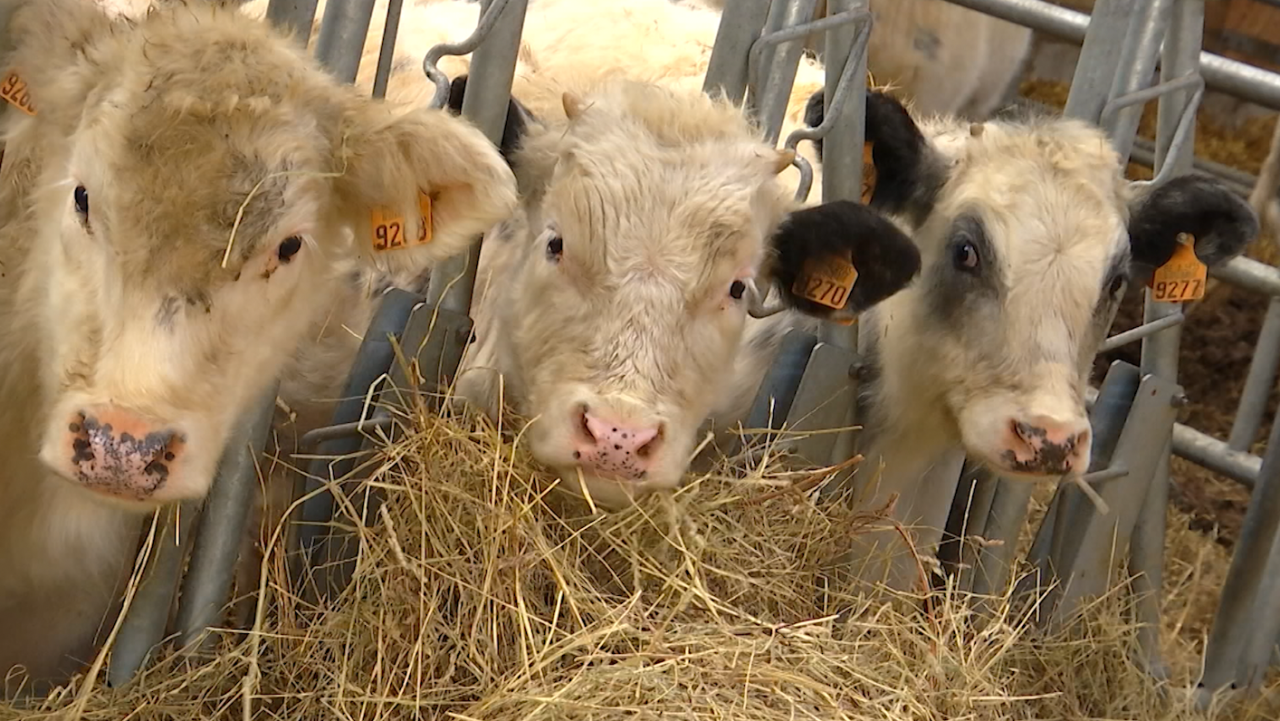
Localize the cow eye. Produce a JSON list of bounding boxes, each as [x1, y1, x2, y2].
[[1108, 274, 1126, 296], [729, 280, 746, 300], [953, 239, 979, 271], [277, 236, 303, 263], [73, 185, 89, 220], [546, 233, 563, 262]]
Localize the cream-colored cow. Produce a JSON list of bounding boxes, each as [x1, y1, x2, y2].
[[0, 0, 516, 692]]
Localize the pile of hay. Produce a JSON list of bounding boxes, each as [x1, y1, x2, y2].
[[3, 404, 1278, 720]]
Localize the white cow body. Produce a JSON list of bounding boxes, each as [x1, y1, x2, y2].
[[0, 0, 517, 691]]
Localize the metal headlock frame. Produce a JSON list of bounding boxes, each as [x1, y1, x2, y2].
[[25, 0, 1274, 708]]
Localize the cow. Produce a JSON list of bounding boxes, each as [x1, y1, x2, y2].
[[0, 0, 517, 693], [684, 0, 1034, 121], [368, 0, 1256, 592]]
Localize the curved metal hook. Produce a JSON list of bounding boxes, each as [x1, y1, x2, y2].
[[421, 0, 515, 109]]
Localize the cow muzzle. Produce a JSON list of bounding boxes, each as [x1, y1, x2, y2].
[[42, 404, 189, 504]]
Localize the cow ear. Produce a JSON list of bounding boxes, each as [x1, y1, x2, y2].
[[333, 99, 519, 276], [1127, 174, 1258, 272], [447, 74, 537, 167], [804, 89, 942, 221], [767, 200, 921, 323]]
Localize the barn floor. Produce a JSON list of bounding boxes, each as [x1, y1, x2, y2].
[[1020, 78, 1278, 551]]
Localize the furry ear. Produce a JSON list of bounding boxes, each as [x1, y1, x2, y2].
[[447, 74, 538, 166], [333, 100, 519, 276], [767, 199, 921, 323], [804, 89, 942, 223], [1127, 174, 1259, 272]]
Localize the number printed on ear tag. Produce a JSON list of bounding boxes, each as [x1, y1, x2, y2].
[[1148, 233, 1206, 303], [793, 254, 859, 310], [371, 190, 434, 252], [0, 71, 35, 116]]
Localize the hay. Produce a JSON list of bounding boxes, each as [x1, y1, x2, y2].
[[3, 400, 1277, 721]]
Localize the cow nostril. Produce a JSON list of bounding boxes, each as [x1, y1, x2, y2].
[[577, 406, 596, 445], [635, 425, 665, 460]]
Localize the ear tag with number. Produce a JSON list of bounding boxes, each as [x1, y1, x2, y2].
[[0, 70, 36, 116], [1147, 232, 1206, 303], [371, 190, 434, 252], [793, 254, 859, 311]]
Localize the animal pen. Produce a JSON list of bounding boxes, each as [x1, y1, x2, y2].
[[11, 0, 1280, 714]]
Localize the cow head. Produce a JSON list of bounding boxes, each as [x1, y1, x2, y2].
[[12, 0, 516, 507], [806, 89, 1257, 480], [449, 75, 921, 508]]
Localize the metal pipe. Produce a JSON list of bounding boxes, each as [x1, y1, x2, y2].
[[173, 385, 278, 653], [1229, 296, 1280, 452], [265, 0, 319, 48], [424, 0, 528, 317], [751, 0, 821, 144], [312, 0, 378, 84], [371, 0, 406, 100], [944, 0, 1280, 111], [1210, 256, 1280, 298], [1099, 312, 1185, 352], [703, 0, 772, 104]]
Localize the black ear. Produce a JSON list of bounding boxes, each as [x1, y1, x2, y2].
[[804, 89, 940, 221], [447, 74, 536, 165], [768, 200, 921, 322], [1127, 174, 1258, 270]]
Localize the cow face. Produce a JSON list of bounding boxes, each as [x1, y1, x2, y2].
[[450, 76, 921, 508], [806, 90, 1258, 480], [15, 1, 516, 507]]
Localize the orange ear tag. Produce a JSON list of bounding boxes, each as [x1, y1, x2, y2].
[[793, 254, 859, 311], [370, 190, 434, 252], [861, 141, 876, 204], [0, 70, 36, 116], [1147, 233, 1206, 303]]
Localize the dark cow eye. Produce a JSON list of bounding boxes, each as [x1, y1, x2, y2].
[[953, 240, 979, 271], [73, 185, 89, 220], [277, 235, 303, 263], [729, 280, 747, 300], [546, 233, 563, 262], [1108, 274, 1126, 296]]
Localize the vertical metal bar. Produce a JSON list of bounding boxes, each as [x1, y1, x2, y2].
[[1197, 401, 1280, 703], [423, 0, 528, 317], [265, 0, 320, 48], [1061, 0, 1141, 123], [753, 0, 820, 144], [1129, 0, 1204, 680], [371, 0, 406, 100], [819, 0, 867, 467], [1097, 0, 1177, 163], [313, 0, 378, 84], [105, 501, 201, 688], [173, 384, 279, 653], [703, 0, 772, 104], [1228, 296, 1280, 451]]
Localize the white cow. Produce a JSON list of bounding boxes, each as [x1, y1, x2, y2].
[[383, 0, 1255, 590], [0, 0, 516, 692], [687, 0, 1034, 120]]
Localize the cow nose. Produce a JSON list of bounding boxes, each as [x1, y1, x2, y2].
[[65, 406, 184, 501], [1002, 414, 1091, 475], [572, 406, 664, 481]]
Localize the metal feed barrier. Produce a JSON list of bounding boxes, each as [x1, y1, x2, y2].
[[16, 0, 1270, 709]]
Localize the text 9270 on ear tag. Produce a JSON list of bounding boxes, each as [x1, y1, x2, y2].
[[0, 71, 35, 116], [370, 190, 434, 252], [1148, 233, 1206, 303], [793, 254, 859, 311]]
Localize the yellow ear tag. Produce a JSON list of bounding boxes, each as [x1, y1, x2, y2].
[[793, 254, 859, 310], [370, 190, 434, 252], [0, 70, 36, 116], [861, 141, 876, 204], [1148, 232, 1206, 303]]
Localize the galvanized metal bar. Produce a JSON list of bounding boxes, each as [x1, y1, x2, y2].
[[1129, 0, 1203, 678], [312, 0, 378, 84], [173, 384, 279, 653], [265, 0, 320, 48], [1101, 0, 1175, 162], [1197, 400, 1280, 704], [944, 0, 1280, 111], [424, 0, 528, 317], [703, 0, 772, 104], [1228, 296, 1280, 452], [105, 501, 201, 688], [969, 478, 1036, 599], [750, 0, 821, 144], [1238, 536, 1280, 693], [1211, 256, 1280, 298], [371, 0, 406, 100], [1060, 0, 1143, 125], [421, 0, 514, 109], [1098, 312, 1185, 353], [954, 466, 998, 591]]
